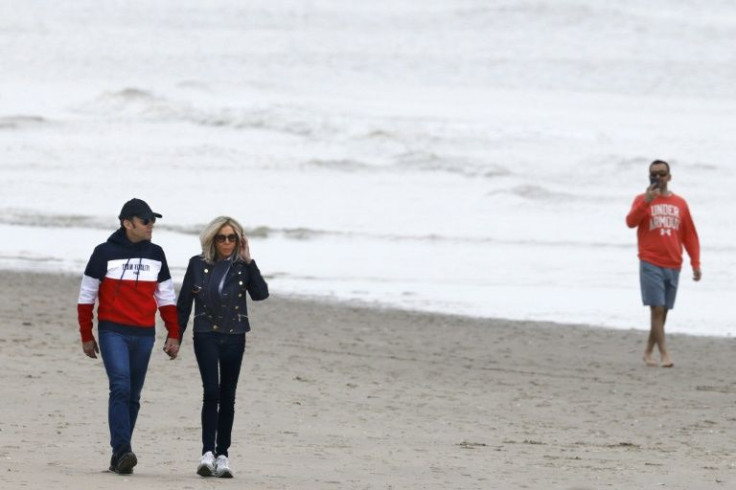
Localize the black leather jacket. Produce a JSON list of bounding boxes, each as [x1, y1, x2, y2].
[[177, 255, 269, 338]]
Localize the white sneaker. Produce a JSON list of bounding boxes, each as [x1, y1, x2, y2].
[[214, 454, 233, 478], [197, 451, 215, 477]]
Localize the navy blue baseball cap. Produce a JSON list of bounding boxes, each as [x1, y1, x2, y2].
[[118, 198, 162, 220]]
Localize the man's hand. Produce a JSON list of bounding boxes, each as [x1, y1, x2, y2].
[[82, 339, 99, 359], [644, 183, 661, 203], [693, 269, 702, 282], [163, 337, 180, 359]]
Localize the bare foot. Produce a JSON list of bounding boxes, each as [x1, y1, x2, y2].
[[643, 352, 658, 367], [661, 354, 674, 368]]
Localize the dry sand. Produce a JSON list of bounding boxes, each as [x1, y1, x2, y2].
[[0, 270, 733, 489]]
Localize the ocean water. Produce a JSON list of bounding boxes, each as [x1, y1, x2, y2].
[[1, 1, 734, 336]]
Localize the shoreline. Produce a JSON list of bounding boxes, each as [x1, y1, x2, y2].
[[1, 269, 733, 489], [1, 247, 731, 339]]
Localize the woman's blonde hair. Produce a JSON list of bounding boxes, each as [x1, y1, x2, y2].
[[200, 216, 246, 263]]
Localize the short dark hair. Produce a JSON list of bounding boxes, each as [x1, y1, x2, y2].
[[650, 160, 670, 173]]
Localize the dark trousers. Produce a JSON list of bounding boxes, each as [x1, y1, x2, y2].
[[193, 332, 246, 457]]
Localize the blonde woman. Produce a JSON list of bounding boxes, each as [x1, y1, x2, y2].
[[177, 216, 269, 478]]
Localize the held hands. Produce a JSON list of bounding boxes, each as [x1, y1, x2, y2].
[[82, 339, 99, 358], [163, 337, 180, 359], [239, 233, 252, 264], [82, 337, 180, 359]]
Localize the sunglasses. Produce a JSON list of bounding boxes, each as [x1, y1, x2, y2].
[[215, 234, 239, 243], [650, 171, 668, 177], [133, 216, 156, 225]]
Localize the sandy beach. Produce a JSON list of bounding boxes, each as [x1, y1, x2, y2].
[[0, 269, 733, 489]]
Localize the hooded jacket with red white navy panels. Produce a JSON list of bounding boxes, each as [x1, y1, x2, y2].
[[77, 227, 179, 342]]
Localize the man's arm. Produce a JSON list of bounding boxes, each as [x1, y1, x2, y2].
[[155, 278, 180, 358], [681, 204, 701, 281], [154, 250, 180, 359], [78, 274, 100, 358], [626, 194, 649, 228]]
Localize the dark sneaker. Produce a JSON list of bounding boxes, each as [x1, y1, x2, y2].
[[112, 451, 137, 474]]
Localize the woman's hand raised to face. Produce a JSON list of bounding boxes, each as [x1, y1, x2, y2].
[[240, 233, 252, 264]]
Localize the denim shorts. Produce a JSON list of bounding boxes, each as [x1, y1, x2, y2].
[[640, 260, 680, 309]]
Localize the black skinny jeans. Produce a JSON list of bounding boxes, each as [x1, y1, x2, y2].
[[193, 331, 246, 457]]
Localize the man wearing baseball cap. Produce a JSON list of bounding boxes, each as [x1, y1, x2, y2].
[[77, 198, 180, 474]]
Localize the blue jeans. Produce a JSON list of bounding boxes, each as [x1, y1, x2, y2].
[[193, 332, 246, 457], [99, 330, 155, 455]]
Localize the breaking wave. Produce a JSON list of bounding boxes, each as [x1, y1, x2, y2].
[[487, 184, 581, 202], [75, 87, 336, 138], [304, 159, 377, 171], [0, 211, 654, 251], [0, 115, 49, 130], [394, 151, 510, 178]]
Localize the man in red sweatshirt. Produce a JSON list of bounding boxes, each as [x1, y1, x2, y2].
[[626, 160, 701, 368], [77, 198, 180, 474]]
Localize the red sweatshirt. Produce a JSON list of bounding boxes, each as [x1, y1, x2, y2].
[[626, 193, 700, 270]]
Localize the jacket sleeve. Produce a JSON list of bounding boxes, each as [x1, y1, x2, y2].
[[77, 275, 100, 342], [245, 260, 269, 301], [626, 195, 648, 228], [154, 249, 179, 339], [157, 287, 180, 340], [176, 258, 196, 340], [77, 246, 106, 342]]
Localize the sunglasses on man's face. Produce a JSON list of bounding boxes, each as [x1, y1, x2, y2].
[[134, 217, 156, 225], [215, 234, 239, 243], [650, 171, 668, 177]]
